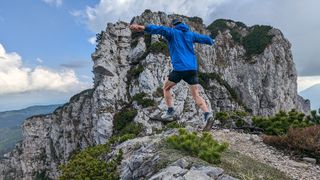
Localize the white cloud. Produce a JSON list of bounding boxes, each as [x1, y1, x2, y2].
[[70, 10, 82, 17], [42, 0, 63, 7], [0, 43, 82, 95], [88, 36, 97, 45], [297, 75, 320, 92], [73, 0, 230, 32], [36, 57, 43, 63]]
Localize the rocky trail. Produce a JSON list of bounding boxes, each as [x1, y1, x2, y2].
[[211, 129, 320, 180]]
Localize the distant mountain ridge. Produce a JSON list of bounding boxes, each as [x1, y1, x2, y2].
[[0, 104, 62, 128], [0, 104, 62, 158], [300, 83, 320, 110]]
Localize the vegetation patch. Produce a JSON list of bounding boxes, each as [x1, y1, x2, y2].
[[59, 143, 123, 180], [127, 63, 144, 79], [164, 121, 186, 130], [243, 25, 273, 57], [207, 19, 232, 37], [161, 129, 288, 179], [207, 19, 274, 58], [59, 106, 143, 179], [113, 107, 138, 134], [253, 109, 320, 164], [263, 125, 320, 164], [166, 128, 228, 164], [252, 109, 316, 136], [149, 41, 169, 56], [132, 92, 155, 108]]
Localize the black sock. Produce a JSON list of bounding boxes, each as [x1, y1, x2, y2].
[[167, 107, 174, 113], [204, 112, 210, 119]]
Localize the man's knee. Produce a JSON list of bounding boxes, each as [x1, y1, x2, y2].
[[163, 84, 172, 92], [163, 81, 175, 92]]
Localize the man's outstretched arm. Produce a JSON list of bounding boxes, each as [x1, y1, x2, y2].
[[129, 24, 173, 40], [193, 32, 215, 45]]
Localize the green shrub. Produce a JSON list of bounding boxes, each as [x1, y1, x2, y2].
[[116, 122, 143, 137], [263, 125, 320, 163], [164, 121, 185, 129], [252, 109, 312, 136], [229, 30, 242, 44], [112, 106, 143, 142], [127, 64, 144, 78], [243, 25, 273, 57], [188, 16, 203, 24], [149, 41, 169, 56], [207, 19, 274, 58], [166, 128, 228, 164], [59, 144, 123, 180], [207, 19, 246, 38], [215, 112, 229, 122], [307, 109, 320, 124], [59, 106, 142, 179], [113, 108, 138, 134], [207, 19, 230, 37], [132, 92, 155, 108]]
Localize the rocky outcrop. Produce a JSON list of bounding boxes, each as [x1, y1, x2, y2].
[[0, 10, 310, 179]]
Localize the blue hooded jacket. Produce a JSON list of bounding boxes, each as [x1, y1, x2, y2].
[[144, 23, 214, 71]]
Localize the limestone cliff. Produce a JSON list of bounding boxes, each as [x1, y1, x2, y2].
[[0, 10, 310, 180]]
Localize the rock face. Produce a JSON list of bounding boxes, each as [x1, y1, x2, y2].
[[0, 10, 310, 179]]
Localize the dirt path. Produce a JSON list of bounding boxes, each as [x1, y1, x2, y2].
[[211, 129, 320, 180]]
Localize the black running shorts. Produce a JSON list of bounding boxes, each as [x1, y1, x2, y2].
[[168, 70, 199, 85]]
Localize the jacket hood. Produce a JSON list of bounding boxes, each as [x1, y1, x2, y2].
[[174, 23, 190, 32]]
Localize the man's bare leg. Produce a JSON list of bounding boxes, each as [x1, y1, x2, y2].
[[190, 84, 214, 131], [189, 85, 209, 112], [163, 78, 176, 108], [160, 78, 176, 120]]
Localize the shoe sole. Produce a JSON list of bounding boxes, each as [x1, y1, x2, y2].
[[202, 117, 214, 132]]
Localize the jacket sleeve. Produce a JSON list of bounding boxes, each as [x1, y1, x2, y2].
[[144, 25, 173, 40], [192, 32, 214, 45]]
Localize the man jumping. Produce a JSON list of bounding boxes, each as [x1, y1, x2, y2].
[[129, 18, 215, 131]]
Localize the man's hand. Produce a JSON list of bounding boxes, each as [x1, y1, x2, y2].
[[129, 24, 145, 32]]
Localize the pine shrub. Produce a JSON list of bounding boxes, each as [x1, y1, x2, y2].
[[166, 129, 228, 164], [149, 41, 169, 56], [243, 25, 273, 57], [59, 144, 123, 180], [132, 92, 155, 108], [252, 109, 312, 136]]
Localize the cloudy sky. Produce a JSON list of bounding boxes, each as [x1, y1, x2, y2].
[[0, 0, 319, 111]]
